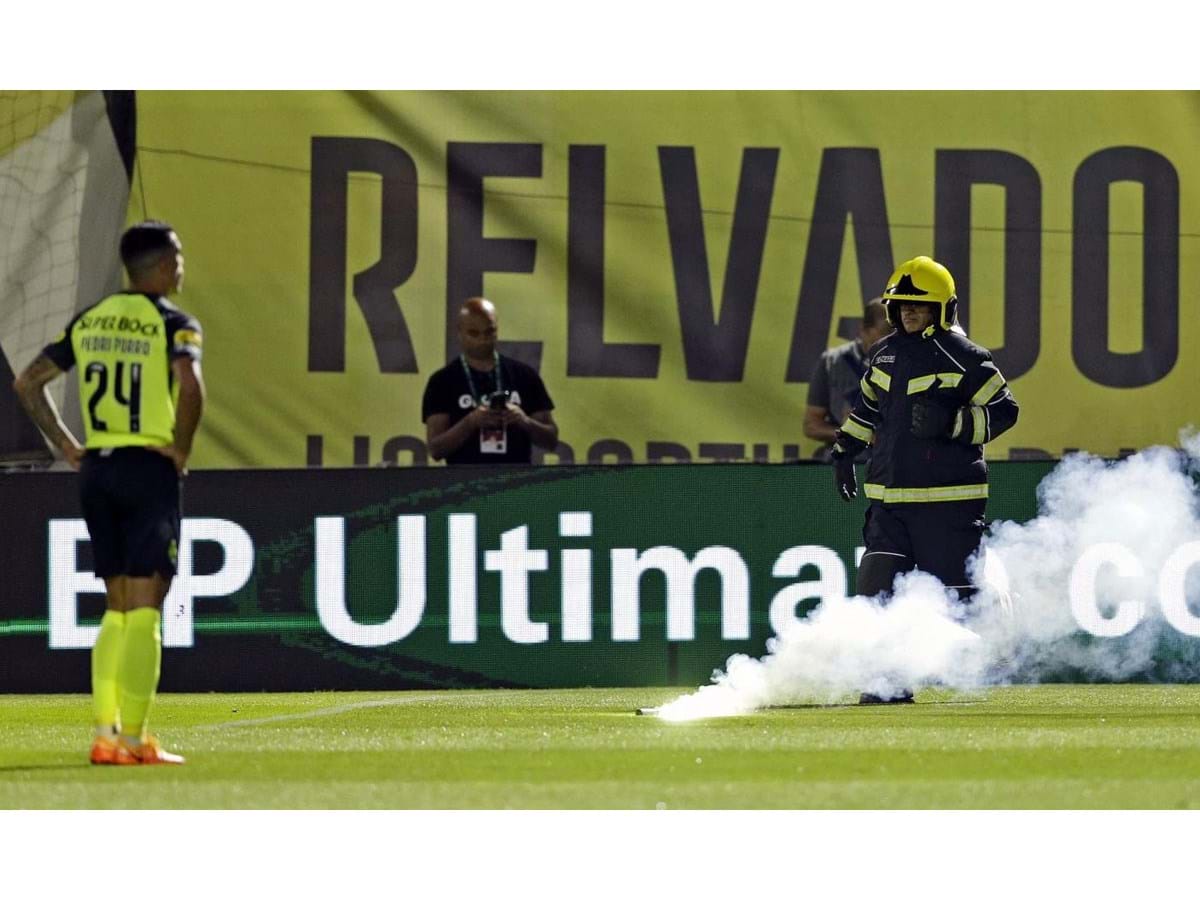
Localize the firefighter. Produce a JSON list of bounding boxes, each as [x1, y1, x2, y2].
[[830, 256, 1019, 703]]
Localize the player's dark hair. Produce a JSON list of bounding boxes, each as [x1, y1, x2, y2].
[[119, 220, 177, 276], [863, 297, 888, 329]]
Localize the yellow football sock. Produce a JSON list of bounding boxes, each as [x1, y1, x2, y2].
[[118, 607, 162, 738], [92, 610, 126, 732]]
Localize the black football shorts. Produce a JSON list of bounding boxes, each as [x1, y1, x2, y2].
[[79, 447, 181, 579]]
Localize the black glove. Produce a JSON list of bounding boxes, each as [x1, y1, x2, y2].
[[831, 450, 857, 501], [910, 397, 954, 439]]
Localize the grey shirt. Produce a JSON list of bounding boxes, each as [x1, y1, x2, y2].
[[807, 339, 869, 461], [808, 339, 868, 426]]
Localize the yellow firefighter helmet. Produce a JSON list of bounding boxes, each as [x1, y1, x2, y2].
[[882, 256, 958, 330]]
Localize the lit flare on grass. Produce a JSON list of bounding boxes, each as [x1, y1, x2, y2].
[[651, 573, 984, 721]]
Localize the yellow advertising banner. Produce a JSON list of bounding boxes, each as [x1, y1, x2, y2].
[[129, 91, 1200, 467]]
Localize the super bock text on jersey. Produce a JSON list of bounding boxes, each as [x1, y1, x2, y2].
[[42, 292, 202, 449]]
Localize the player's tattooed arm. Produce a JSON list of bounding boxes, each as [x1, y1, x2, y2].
[[12, 353, 84, 468]]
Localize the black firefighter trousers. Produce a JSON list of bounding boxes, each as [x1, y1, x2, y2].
[[856, 499, 987, 601]]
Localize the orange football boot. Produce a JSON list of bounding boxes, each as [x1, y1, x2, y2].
[[89, 736, 120, 765], [115, 735, 186, 765]]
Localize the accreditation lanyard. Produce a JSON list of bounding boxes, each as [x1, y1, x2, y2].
[[459, 352, 502, 405]]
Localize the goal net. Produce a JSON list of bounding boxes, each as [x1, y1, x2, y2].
[[0, 90, 133, 465]]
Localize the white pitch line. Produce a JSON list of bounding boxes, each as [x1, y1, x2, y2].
[[196, 696, 429, 730]]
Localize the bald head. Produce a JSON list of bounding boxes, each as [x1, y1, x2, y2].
[[457, 296, 499, 362], [460, 296, 496, 321]]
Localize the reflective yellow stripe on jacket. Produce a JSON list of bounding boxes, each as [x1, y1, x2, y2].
[[841, 417, 874, 443], [971, 371, 1006, 405], [906, 374, 937, 395], [906, 372, 963, 395], [863, 483, 989, 503], [970, 407, 987, 444]]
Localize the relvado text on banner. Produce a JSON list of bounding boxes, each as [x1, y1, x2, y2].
[[127, 91, 1199, 468]]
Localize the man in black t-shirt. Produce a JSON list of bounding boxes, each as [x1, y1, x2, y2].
[[422, 297, 558, 464]]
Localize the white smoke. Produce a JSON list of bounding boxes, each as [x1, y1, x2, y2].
[[653, 429, 1200, 722]]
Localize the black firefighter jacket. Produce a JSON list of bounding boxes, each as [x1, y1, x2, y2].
[[833, 324, 1019, 504]]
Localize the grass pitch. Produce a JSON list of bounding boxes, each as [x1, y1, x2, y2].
[[2, 684, 1198, 809]]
